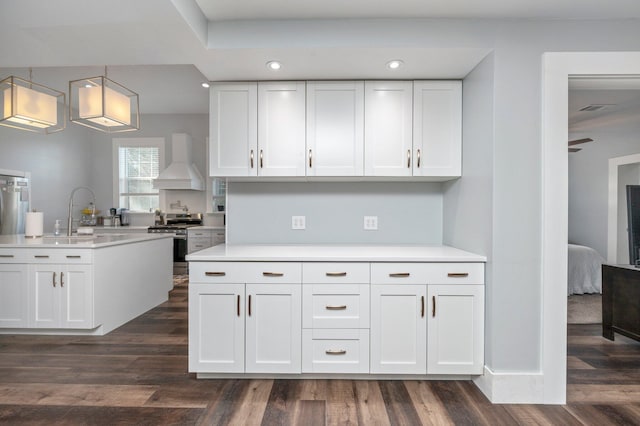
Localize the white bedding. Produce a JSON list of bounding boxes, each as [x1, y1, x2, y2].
[[568, 244, 605, 295]]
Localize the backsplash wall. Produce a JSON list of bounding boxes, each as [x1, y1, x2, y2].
[[227, 181, 443, 244]]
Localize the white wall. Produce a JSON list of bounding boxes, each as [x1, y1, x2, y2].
[[568, 130, 640, 258], [227, 181, 443, 244]]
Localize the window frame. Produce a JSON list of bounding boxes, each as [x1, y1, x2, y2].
[[112, 137, 165, 212]]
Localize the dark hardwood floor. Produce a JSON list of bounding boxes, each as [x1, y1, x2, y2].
[[1, 278, 640, 425]]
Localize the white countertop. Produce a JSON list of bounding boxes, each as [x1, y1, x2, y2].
[[186, 244, 486, 262], [0, 233, 173, 248]]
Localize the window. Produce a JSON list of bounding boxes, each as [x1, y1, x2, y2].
[[113, 138, 165, 212]]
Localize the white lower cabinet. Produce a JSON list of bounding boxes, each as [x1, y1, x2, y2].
[[0, 264, 29, 327], [370, 284, 427, 374], [30, 263, 93, 329], [427, 284, 484, 375], [189, 263, 302, 374]]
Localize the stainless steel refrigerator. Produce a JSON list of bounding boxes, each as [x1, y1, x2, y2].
[[0, 174, 30, 235]]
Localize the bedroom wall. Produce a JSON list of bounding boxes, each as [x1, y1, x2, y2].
[[569, 127, 640, 259]]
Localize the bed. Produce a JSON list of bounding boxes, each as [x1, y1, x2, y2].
[[568, 243, 606, 295]]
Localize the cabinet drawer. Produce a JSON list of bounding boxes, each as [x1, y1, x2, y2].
[[302, 263, 369, 284], [27, 249, 92, 264], [371, 263, 484, 284], [0, 248, 27, 263], [188, 230, 212, 238], [302, 329, 369, 374], [303, 284, 369, 328], [213, 232, 226, 245], [190, 261, 302, 284]]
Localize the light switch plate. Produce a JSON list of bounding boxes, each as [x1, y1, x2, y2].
[[292, 215, 306, 230], [364, 216, 378, 230]]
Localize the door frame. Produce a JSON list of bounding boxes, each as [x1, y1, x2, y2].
[[542, 52, 640, 404]]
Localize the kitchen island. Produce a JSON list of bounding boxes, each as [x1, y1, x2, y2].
[[0, 233, 173, 335], [187, 244, 486, 379]]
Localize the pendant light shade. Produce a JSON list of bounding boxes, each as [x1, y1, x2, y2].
[[0, 75, 66, 134], [69, 73, 139, 132]]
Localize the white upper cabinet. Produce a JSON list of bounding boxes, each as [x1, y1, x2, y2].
[[364, 81, 414, 177], [306, 81, 364, 176], [209, 83, 258, 177], [413, 81, 462, 178], [257, 82, 306, 177]]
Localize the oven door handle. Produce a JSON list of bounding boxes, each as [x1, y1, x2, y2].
[[173, 234, 187, 240]]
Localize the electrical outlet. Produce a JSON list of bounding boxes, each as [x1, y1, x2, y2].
[[291, 215, 306, 230], [364, 216, 378, 230]]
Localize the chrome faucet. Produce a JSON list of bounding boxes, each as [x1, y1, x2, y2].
[[67, 186, 96, 236]]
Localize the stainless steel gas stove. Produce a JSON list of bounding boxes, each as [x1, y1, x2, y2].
[[148, 213, 203, 274]]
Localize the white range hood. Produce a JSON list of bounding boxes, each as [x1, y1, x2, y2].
[[153, 133, 204, 190]]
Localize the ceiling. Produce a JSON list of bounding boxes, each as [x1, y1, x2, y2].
[[1, 1, 640, 115]]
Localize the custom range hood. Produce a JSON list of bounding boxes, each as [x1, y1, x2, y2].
[[153, 133, 204, 190]]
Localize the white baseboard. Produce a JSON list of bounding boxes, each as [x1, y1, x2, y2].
[[473, 366, 547, 404]]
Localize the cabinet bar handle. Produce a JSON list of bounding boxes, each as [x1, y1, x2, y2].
[[61, 272, 64, 287], [407, 149, 411, 168], [447, 272, 469, 278], [52, 272, 57, 287], [417, 149, 421, 168], [432, 296, 436, 317], [250, 149, 254, 168], [35, 255, 49, 259], [309, 149, 313, 168], [421, 296, 425, 318], [248, 295, 252, 316], [66, 255, 81, 259], [263, 272, 284, 277], [205, 272, 226, 276], [325, 349, 347, 355], [326, 305, 347, 310], [259, 150, 263, 168], [0, 254, 14, 258], [389, 272, 410, 278], [325, 272, 347, 277], [237, 295, 240, 317]]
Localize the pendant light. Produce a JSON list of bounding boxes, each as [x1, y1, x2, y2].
[[0, 69, 66, 134], [69, 66, 139, 132]]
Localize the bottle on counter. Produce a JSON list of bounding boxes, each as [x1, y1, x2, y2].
[[53, 219, 61, 236]]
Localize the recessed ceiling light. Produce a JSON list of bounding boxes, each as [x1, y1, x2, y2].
[[266, 61, 282, 71], [201, 82, 210, 88], [386, 60, 404, 70]]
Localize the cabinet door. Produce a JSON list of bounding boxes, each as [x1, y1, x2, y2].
[[0, 264, 28, 327], [245, 283, 301, 373], [30, 264, 60, 328], [189, 283, 245, 373], [210, 83, 258, 177], [306, 81, 364, 176], [427, 285, 484, 375], [257, 82, 306, 177], [413, 81, 462, 177], [364, 81, 413, 177], [370, 284, 427, 374], [60, 264, 93, 329]]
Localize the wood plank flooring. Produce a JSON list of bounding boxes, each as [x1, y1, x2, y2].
[[1, 278, 640, 425]]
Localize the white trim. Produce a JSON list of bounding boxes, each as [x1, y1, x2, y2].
[[542, 52, 640, 405], [111, 137, 166, 210], [607, 153, 640, 263], [473, 366, 544, 404]]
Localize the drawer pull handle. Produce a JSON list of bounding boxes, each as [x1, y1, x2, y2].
[[326, 305, 347, 310], [309, 149, 313, 168], [237, 295, 240, 317], [432, 296, 436, 317], [52, 272, 57, 287], [61, 272, 64, 287], [263, 272, 284, 277], [448, 272, 469, 278], [0, 254, 14, 258], [389, 273, 410, 278], [407, 149, 411, 168], [250, 149, 254, 168], [421, 296, 425, 318], [325, 349, 347, 355], [417, 149, 421, 168], [205, 272, 226, 277], [260, 149, 264, 168], [248, 295, 252, 316], [66, 255, 81, 259], [35, 255, 50, 259], [326, 272, 347, 277]]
